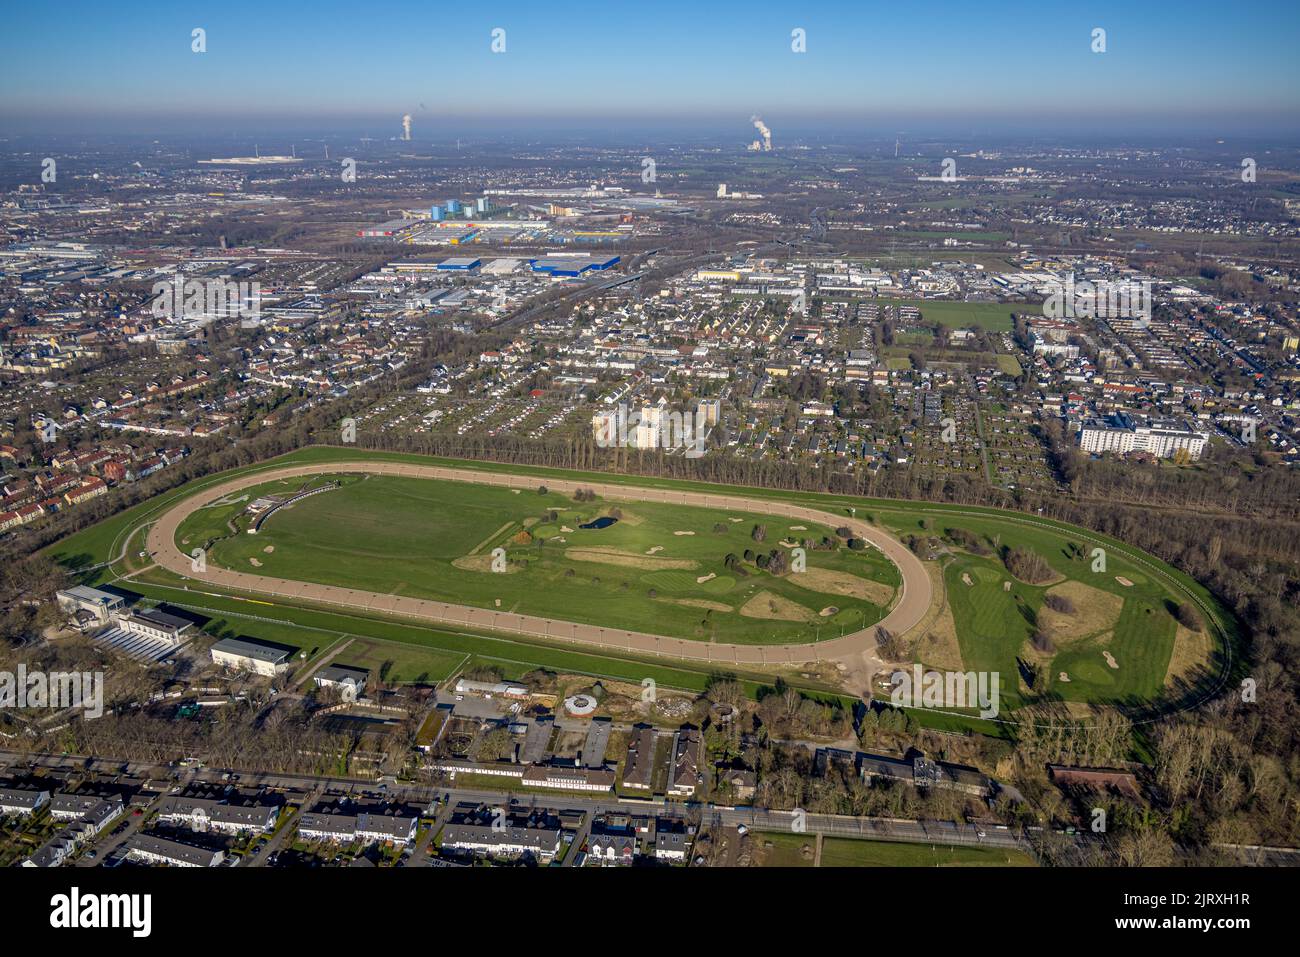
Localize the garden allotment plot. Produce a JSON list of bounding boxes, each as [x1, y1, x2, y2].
[[178, 473, 900, 645]]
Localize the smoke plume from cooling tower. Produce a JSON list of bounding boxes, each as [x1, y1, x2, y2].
[[751, 115, 772, 151], [401, 114, 412, 141]]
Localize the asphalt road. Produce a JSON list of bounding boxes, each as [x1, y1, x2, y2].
[[2, 749, 1040, 865]]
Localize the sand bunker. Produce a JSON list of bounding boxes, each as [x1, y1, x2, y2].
[[739, 591, 817, 623], [1115, 576, 1133, 587], [1058, 672, 1071, 682], [560, 526, 574, 533], [654, 597, 732, 613], [789, 525, 807, 531], [819, 606, 839, 617], [1103, 651, 1119, 669], [696, 572, 717, 584], [1040, 580, 1124, 644], [263, 545, 275, 554], [728, 517, 744, 523], [646, 546, 664, 555], [961, 573, 974, 586], [779, 539, 800, 548], [565, 547, 696, 570], [673, 530, 696, 536], [511, 489, 521, 495], [452, 555, 521, 574], [1002, 581, 1011, 592], [248, 558, 262, 567], [494, 598, 502, 607], [789, 567, 895, 606]]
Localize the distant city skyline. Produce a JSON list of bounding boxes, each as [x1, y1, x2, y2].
[[2, 0, 1299, 136]]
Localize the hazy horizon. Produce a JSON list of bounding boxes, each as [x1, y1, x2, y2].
[[3, 0, 1298, 139]]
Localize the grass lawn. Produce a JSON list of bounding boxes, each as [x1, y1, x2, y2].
[[49, 445, 1235, 720], [886, 507, 1186, 710], [180, 472, 899, 645], [882, 298, 1017, 331], [818, 837, 1036, 867], [755, 831, 818, 867]]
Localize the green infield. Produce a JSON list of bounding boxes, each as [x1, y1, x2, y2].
[[174, 472, 900, 645]]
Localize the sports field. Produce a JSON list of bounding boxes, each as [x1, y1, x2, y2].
[[885, 298, 1017, 331], [176, 472, 900, 645]]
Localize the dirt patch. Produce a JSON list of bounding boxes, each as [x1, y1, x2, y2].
[[1165, 623, 1213, 689], [1039, 580, 1124, 644], [789, 567, 895, 606], [654, 597, 733, 613], [565, 547, 697, 571], [452, 555, 522, 574], [1115, 576, 1134, 587], [908, 562, 964, 672], [739, 590, 817, 623]]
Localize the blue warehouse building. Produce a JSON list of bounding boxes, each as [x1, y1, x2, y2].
[[529, 254, 621, 277], [437, 257, 481, 271]]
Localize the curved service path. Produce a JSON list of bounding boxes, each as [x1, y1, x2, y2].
[[145, 462, 932, 668]]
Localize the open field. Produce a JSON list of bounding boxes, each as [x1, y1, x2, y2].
[[49, 446, 1236, 722], [754, 832, 1036, 867], [882, 298, 1017, 331], [881, 507, 1196, 711], [817, 836, 1036, 867], [174, 470, 899, 645]]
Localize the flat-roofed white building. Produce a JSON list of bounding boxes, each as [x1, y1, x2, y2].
[[56, 586, 125, 628], [118, 608, 193, 645], [1078, 414, 1208, 460], [211, 637, 292, 677]]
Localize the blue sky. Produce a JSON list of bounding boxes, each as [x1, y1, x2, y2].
[[2, 0, 1297, 135]]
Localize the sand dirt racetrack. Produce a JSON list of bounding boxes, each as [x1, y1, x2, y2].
[[145, 461, 932, 668]]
